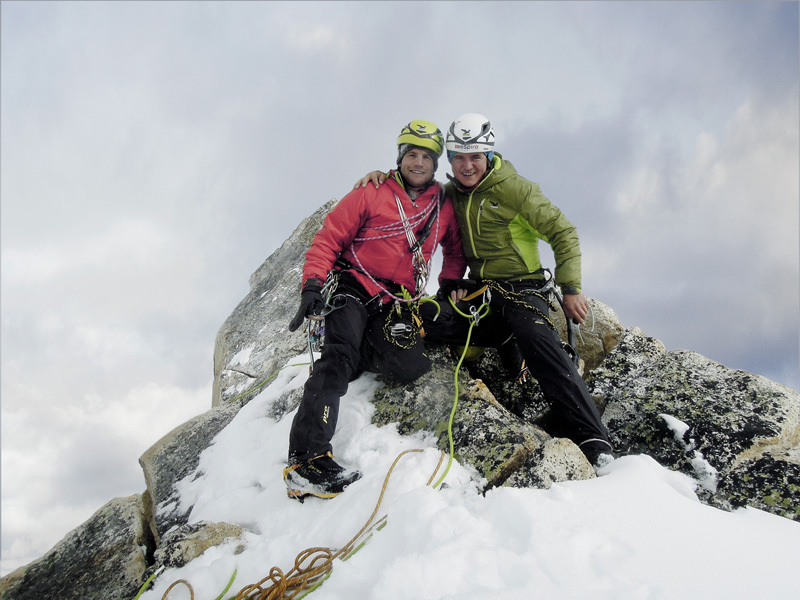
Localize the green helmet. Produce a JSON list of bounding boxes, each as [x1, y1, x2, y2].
[[397, 120, 445, 157]]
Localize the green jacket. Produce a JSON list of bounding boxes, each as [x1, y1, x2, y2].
[[444, 154, 583, 293]]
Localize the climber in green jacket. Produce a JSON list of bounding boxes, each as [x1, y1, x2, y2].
[[356, 113, 614, 470], [443, 139, 586, 317]]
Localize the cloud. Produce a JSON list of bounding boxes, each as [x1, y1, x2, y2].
[[2, 219, 171, 286], [1, 382, 207, 570], [587, 92, 798, 380]]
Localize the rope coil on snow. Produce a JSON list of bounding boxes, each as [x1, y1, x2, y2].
[[154, 449, 445, 600]]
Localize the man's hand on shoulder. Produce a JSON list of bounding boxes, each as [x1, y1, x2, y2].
[[353, 171, 385, 189], [563, 292, 589, 325]]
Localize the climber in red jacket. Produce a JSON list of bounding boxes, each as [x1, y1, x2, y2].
[[284, 119, 466, 500]]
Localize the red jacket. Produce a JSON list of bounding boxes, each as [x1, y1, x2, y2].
[[302, 172, 466, 302]]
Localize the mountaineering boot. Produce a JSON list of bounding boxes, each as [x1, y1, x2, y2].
[[579, 439, 617, 472], [283, 452, 362, 501]]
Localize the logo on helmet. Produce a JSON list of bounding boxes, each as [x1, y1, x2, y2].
[[445, 113, 495, 155]]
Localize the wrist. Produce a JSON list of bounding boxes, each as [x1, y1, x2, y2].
[[303, 278, 324, 292]]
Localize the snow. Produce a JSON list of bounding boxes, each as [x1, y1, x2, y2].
[[228, 345, 255, 368], [659, 413, 719, 493], [139, 355, 800, 600]]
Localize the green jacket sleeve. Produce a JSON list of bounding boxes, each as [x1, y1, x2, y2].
[[518, 182, 582, 293]]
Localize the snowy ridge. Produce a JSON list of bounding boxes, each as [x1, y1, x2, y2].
[[138, 355, 800, 600]]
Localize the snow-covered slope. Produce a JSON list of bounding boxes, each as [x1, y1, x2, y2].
[[138, 355, 800, 600]]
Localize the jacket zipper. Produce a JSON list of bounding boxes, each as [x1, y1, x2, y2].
[[460, 166, 494, 279]]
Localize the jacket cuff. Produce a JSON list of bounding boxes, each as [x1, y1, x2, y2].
[[302, 277, 324, 291], [560, 285, 581, 296]]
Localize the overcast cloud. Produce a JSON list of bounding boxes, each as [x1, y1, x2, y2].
[[1, 1, 798, 575]]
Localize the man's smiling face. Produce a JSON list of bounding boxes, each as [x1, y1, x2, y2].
[[399, 147, 436, 191], [450, 152, 489, 190]]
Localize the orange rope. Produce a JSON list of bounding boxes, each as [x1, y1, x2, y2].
[[159, 449, 445, 600]]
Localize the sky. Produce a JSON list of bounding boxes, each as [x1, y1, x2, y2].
[[138, 357, 800, 599], [1, 0, 798, 576]]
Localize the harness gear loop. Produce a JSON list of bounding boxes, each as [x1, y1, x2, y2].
[[462, 284, 489, 303], [483, 279, 557, 331], [382, 288, 424, 349]]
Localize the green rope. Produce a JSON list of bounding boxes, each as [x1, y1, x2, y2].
[[418, 295, 441, 317], [133, 566, 164, 600], [294, 572, 332, 600], [215, 568, 237, 600], [432, 296, 490, 489]]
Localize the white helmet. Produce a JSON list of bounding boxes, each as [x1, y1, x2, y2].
[[445, 113, 495, 160]]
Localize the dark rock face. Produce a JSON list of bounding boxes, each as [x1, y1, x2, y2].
[[720, 453, 800, 518], [589, 327, 800, 519], [0, 496, 151, 600], [139, 399, 244, 544]]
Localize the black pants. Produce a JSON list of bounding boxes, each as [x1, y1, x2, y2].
[[288, 283, 431, 462], [420, 282, 611, 447]]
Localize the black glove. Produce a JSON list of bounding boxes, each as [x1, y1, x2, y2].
[[288, 280, 325, 332], [437, 278, 477, 301]]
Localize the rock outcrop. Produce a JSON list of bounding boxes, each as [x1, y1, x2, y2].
[[589, 327, 800, 520], [0, 495, 152, 600], [212, 198, 337, 406], [2, 199, 798, 600]]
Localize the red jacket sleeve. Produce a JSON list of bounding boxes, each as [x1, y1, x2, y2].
[[302, 189, 368, 287], [437, 199, 467, 284]]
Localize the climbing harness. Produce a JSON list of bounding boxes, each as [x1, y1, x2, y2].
[[299, 188, 446, 360], [382, 288, 426, 349], [483, 278, 557, 331]]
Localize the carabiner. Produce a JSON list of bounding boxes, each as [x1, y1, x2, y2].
[[469, 304, 482, 326]]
